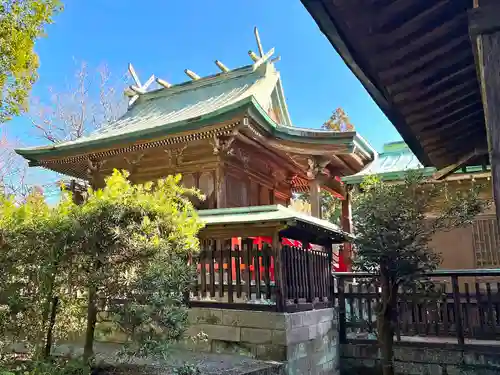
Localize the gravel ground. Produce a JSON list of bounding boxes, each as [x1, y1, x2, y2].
[[52, 342, 284, 375]]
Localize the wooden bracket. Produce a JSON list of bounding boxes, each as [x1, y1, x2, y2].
[[306, 156, 330, 179], [432, 149, 487, 180], [164, 145, 187, 167], [86, 159, 106, 188]]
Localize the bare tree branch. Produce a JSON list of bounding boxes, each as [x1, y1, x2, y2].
[[1, 60, 130, 201], [29, 60, 130, 144], [0, 129, 29, 199]]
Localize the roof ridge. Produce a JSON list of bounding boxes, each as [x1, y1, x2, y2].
[[139, 64, 258, 103]]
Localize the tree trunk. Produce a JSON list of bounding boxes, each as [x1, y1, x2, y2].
[[39, 260, 58, 359], [43, 296, 59, 358], [378, 271, 395, 375], [83, 285, 97, 362], [378, 307, 395, 375]]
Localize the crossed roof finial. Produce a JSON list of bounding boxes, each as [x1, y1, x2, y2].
[[124, 27, 280, 106]]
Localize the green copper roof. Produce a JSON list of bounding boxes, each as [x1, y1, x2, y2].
[[16, 61, 376, 163], [342, 141, 489, 185], [199, 204, 352, 239], [16, 62, 290, 158]]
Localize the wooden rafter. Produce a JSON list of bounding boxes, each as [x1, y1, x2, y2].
[[379, 35, 468, 81], [394, 65, 476, 104], [430, 147, 487, 174], [371, 0, 416, 30], [425, 133, 485, 160], [414, 101, 483, 131], [399, 79, 477, 116], [301, 0, 487, 169], [422, 122, 484, 149], [405, 91, 478, 124], [386, 49, 471, 94], [377, 0, 450, 45], [374, 14, 465, 66], [419, 109, 484, 135]]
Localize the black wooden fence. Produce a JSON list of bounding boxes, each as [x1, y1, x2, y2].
[[334, 270, 500, 344], [190, 239, 333, 312]]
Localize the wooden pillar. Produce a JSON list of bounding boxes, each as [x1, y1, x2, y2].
[[215, 164, 226, 208], [340, 187, 352, 271], [469, 1, 500, 224], [309, 179, 321, 218], [341, 188, 352, 233], [273, 230, 286, 312]]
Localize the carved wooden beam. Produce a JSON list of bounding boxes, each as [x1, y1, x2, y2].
[[124, 153, 144, 181], [86, 159, 106, 188], [236, 148, 250, 170], [164, 145, 187, 168], [306, 156, 330, 180], [210, 134, 235, 156]]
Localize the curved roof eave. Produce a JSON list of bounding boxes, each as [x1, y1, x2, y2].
[[248, 97, 376, 161], [15, 97, 257, 161], [16, 96, 376, 166]]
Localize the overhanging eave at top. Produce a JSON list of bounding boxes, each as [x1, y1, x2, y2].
[[300, 0, 486, 169]]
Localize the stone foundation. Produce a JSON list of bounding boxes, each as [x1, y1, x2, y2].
[[185, 307, 338, 375], [341, 341, 500, 375]]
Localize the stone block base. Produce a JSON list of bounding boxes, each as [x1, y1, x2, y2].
[[341, 342, 500, 375], [185, 307, 339, 375]]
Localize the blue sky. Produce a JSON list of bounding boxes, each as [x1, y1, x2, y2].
[[9, 0, 403, 194]]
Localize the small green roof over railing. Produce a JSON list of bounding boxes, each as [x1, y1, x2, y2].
[[198, 204, 352, 240]]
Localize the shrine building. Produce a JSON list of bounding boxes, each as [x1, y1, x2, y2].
[[16, 29, 375, 276], [14, 28, 380, 369], [17, 30, 376, 318]]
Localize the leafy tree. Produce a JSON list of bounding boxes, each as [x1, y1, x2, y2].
[[0, 0, 62, 122], [0, 170, 203, 372], [111, 253, 196, 359], [0, 189, 77, 358], [69, 170, 203, 361], [322, 107, 354, 132], [352, 173, 486, 375]]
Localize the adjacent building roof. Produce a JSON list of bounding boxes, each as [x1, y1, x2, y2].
[[300, 0, 486, 169], [343, 141, 490, 185]]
